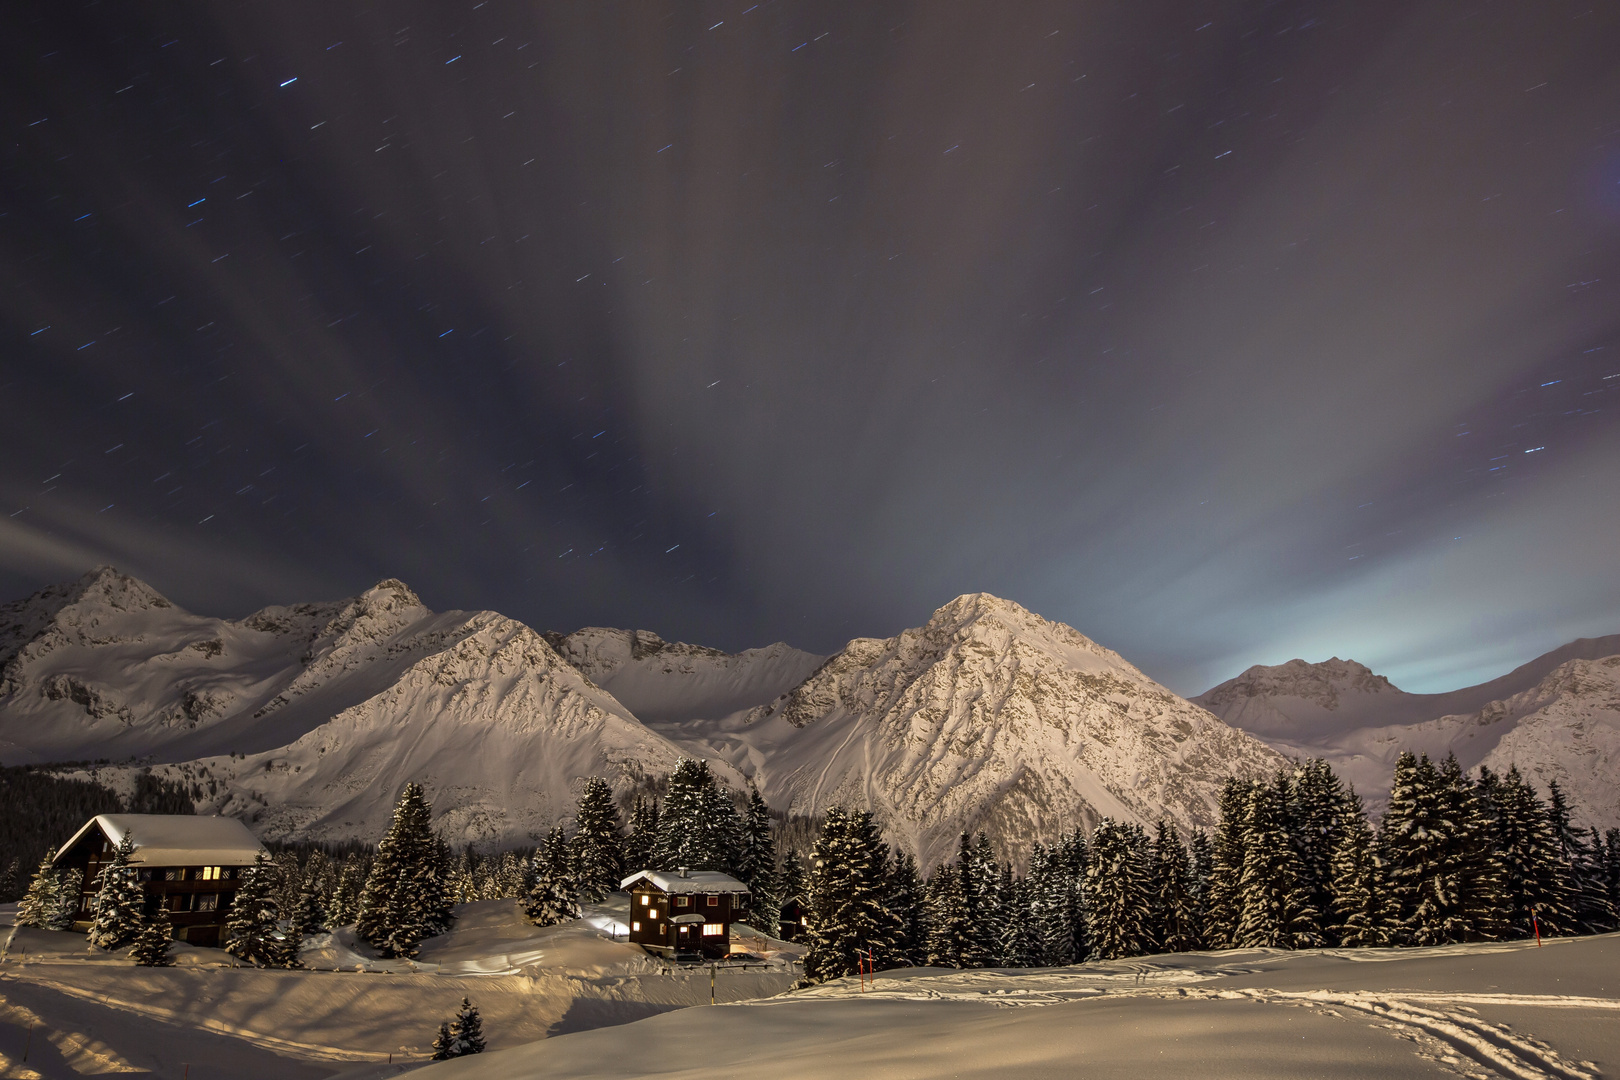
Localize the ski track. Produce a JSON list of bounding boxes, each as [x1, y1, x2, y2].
[[784, 972, 1611, 1080]]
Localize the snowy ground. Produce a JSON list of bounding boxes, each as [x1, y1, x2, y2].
[[416, 934, 1620, 1080], [0, 898, 801, 1078], [1, 902, 1615, 1080]]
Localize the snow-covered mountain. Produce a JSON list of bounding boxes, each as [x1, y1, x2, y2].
[[0, 567, 720, 846], [545, 627, 824, 726], [1194, 638, 1620, 827], [654, 594, 1288, 868]]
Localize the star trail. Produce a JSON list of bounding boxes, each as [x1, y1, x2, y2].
[[2, 1, 1617, 694]]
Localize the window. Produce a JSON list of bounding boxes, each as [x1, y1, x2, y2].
[[164, 868, 182, 882], [706, 895, 718, 907], [676, 896, 689, 907], [173, 894, 193, 912], [632, 921, 641, 932], [701, 923, 723, 936], [196, 893, 218, 912], [640, 894, 649, 906], [200, 866, 222, 881]]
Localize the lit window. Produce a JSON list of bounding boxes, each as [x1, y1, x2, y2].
[[632, 921, 641, 932], [640, 894, 649, 906], [706, 895, 718, 907], [200, 866, 221, 881], [701, 923, 723, 936]]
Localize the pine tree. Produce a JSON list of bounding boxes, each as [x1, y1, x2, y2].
[[1186, 829, 1213, 946], [886, 849, 925, 964], [1328, 789, 1388, 947], [16, 848, 63, 929], [130, 907, 175, 967], [924, 862, 973, 967], [1439, 754, 1506, 941], [1290, 759, 1350, 943], [1547, 782, 1613, 933], [654, 760, 741, 872], [523, 827, 581, 926], [450, 997, 486, 1055], [225, 853, 291, 966], [736, 788, 779, 927], [328, 859, 363, 927], [355, 782, 452, 957], [1205, 778, 1253, 950], [570, 777, 626, 902], [1085, 818, 1153, 960], [0, 858, 21, 903], [1484, 766, 1574, 938], [624, 796, 660, 872], [292, 881, 326, 936], [1234, 774, 1320, 949], [88, 833, 146, 950], [1602, 829, 1620, 927], [430, 1022, 455, 1061], [1027, 845, 1076, 966], [1151, 820, 1201, 953], [802, 807, 901, 982], [998, 876, 1040, 967]]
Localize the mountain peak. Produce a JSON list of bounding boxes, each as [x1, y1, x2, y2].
[[1199, 656, 1400, 713]]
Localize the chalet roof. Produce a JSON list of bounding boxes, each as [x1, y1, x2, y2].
[[55, 814, 265, 867], [619, 868, 750, 893]]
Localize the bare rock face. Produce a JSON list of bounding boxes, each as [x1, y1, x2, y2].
[[679, 593, 1288, 868]]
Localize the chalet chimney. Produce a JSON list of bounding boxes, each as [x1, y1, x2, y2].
[[677, 866, 689, 878]]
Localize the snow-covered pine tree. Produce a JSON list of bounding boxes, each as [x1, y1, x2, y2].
[[1151, 820, 1201, 953], [522, 827, 581, 926], [886, 849, 925, 964], [654, 759, 742, 873], [1588, 827, 1620, 933], [1234, 774, 1320, 949], [1290, 759, 1350, 943], [0, 858, 20, 902], [1204, 778, 1253, 950], [272, 850, 302, 924], [1547, 781, 1613, 933], [624, 795, 660, 872], [1603, 829, 1620, 927], [430, 1022, 455, 1061], [570, 776, 626, 902], [1480, 765, 1574, 938], [451, 997, 486, 1055], [924, 861, 973, 967], [131, 907, 175, 967], [88, 833, 146, 950], [998, 875, 1040, 967], [328, 859, 362, 927], [1057, 827, 1090, 962], [1027, 845, 1076, 967], [1085, 818, 1153, 960], [1439, 754, 1506, 941], [16, 848, 63, 929], [802, 807, 901, 982], [355, 782, 451, 957], [736, 788, 779, 928], [224, 852, 290, 966], [292, 880, 326, 936], [1187, 828, 1213, 945], [1328, 789, 1388, 947]]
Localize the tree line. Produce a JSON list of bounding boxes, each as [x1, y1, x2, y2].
[[793, 754, 1620, 982]]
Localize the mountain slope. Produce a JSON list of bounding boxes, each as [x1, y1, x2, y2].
[[1194, 639, 1620, 825], [661, 593, 1288, 868], [548, 627, 824, 725]]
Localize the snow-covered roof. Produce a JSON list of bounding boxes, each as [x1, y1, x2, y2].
[[619, 869, 750, 893], [55, 814, 265, 867]]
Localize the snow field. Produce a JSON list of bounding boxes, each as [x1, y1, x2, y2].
[[412, 933, 1620, 1080], [0, 899, 799, 1078]]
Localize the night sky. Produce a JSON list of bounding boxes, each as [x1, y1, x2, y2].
[[3, 2, 1618, 696]]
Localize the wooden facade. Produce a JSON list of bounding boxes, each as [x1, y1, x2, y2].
[[54, 814, 266, 948], [621, 868, 751, 959]]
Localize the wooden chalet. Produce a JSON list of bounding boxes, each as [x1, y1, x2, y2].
[[54, 814, 266, 948], [777, 896, 806, 942], [621, 867, 751, 959]]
